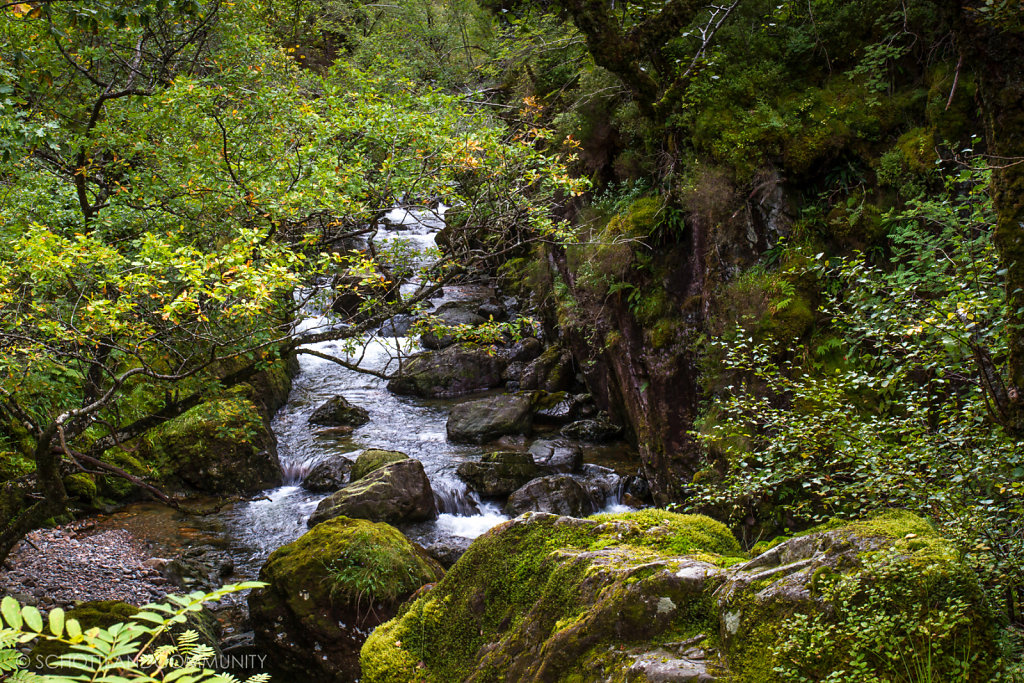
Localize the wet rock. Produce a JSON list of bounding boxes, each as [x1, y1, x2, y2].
[[505, 475, 596, 517], [350, 449, 408, 482], [387, 345, 506, 398], [519, 344, 575, 392], [301, 455, 354, 492], [163, 548, 235, 592], [307, 395, 370, 427], [534, 393, 595, 424], [508, 336, 543, 363], [446, 394, 533, 444], [421, 536, 474, 568], [579, 463, 623, 508], [456, 452, 541, 497], [629, 651, 718, 682], [528, 439, 583, 474], [420, 301, 487, 349], [314, 425, 354, 438], [308, 458, 437, 527], [249, 517, 444, 683], [623, 474, 653, 505], [477, 301, 507, 321], [377, 313, 416, 337], [560, 415, 622, 442], [501, 360, 528, 383]]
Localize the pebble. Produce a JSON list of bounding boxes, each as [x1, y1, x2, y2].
[[0, 522, 170, 609]]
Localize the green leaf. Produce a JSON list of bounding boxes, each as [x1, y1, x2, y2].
[[0, 597, 22, 629], [48, 607, 65, 637], [21, 606, 42, 633], [65, 618, 82, 640]]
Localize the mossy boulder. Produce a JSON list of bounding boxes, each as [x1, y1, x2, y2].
[[249, 516, 444, 682], [361, 509, 1001, 682], [62, 473, 98, 507], [387, 345, 507, 398], [446, 394, 533, 444], [350, 449, 409, 482], [307, 458, 437, 527], [307, 395, 370, 427], [717, 510, 1002, 682], [455, 452, 541, 498], [519, 344, 575, 392], [142, 396, 282, 495], [360, 510, 743, 682]]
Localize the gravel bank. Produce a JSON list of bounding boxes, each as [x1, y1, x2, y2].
[[0, 521, 170, 610]]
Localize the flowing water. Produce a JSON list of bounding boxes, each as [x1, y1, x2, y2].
[[93, 207, 639, 582]]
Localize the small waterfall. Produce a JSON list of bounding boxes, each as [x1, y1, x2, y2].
[[433, 480, 482, 516], [280, 460, 312, 486]]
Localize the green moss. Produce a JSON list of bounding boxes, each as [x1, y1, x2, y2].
[[0, 450, 32, 481], [140, 395, 277, 493], [258, 516, 442, 634], [98, 449, 151, 499], [63, 473, 98, 504], [350, 449, 408, 482], [648, 319, 680, 349], [361, 511, 741, 681], [605, 197, 665, 238], [589, 509, 743, 557]]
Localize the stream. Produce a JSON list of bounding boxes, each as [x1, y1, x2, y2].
[[91, 207, 639, 614]]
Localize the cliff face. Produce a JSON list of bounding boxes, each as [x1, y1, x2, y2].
[[535, 173, 792, 503]]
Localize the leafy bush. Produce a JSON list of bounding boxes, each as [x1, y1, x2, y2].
[[692, 162, 1024, 604], [772, 549, 1000, 682]]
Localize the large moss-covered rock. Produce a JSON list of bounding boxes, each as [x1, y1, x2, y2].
[[361, 510, 1002, 682], [717, 510, 1002, 682], [308, 458, 437, 527], [446, 394, 533, 444], [350, 449, 409, 482], [456, 452, 541, 497], [250, 517, 444, 682], [360, 510, 742, 682], [142, 396, 282, 495], [387, 345, 507, 398]]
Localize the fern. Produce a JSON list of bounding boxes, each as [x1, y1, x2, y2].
[[0, 583, 270, 683]]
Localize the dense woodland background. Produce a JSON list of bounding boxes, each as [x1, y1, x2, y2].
[[3, 0, 1024, 679]]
